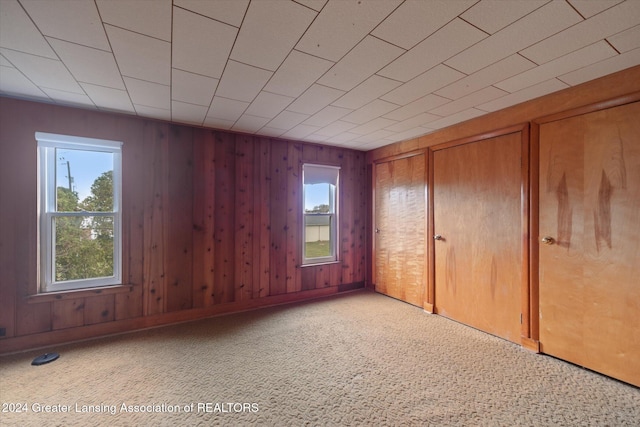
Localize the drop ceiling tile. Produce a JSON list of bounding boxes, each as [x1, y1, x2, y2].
[[202, 116, 234, 130], [0, 0, 56, 58], [286, 84, 344, 115], [105, 25, 170, 85], [97, 0, 171, 41], [263, 50, 334, 98], [314, 120, 359, 137], [318, 36, 404, 91], [134, 104, 171, 120], [445, 1, 582, 74], [332, 75, 401, 110], [215, 61, 273, 103], [385, 112, 442, 132], [567, 0, 624, 19], [303, 106, 353, 127], [0, 48, 83, 93], [0, 55, 11, 67], [174, 0, 249, 27], [282, 124, 322, 140], [258, 127, 287, 138], [295, 0, 402, 61], [349, 117, 398, 135], [123, 77, 170, 110], [477, 78, 569, 112], [342, 99, 399, 125], [172, 7, 237, 79], [352, 129, 396, 144], [231, 1, 316, 71], [521, 1, 640, 64], [47, 38, 124, 90], [430, 86, 508, 116], [382, 64, 465, 105], [461, 0, 549, 35], [172, 101, 208, 125], [427, 108, 487, 130], [383, 94, 450, 121], [496, 41, 616, 92], [267, 110, 309, 130], [380, 127, 431, 143], [558, 47, 640, 86], [0, 65, 49, 99], [21, 0, 109, 50], [330, 131, 373, 144], [245, 91, 294, 119], [378, 19, 486, 82], [232, 114, 271, 133], [40, 87, 95, 108], [172, 69, 218, 106], [294, 0, 328, 12], [80, 83, 135, 113], [608, 25, 640, 52], [372, 0, 476, 49], [435, 54, 536, 100], [207, 96, 249, 122]]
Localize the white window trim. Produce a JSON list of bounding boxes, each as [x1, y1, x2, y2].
[[302, 164, 340, 266], [37, 132, 123, 293]]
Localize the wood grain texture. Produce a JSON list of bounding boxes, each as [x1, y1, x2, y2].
[[0, 97, 366, 353], [538, 101, 640, 387], [433, 132, 523, 343], [374, 153, 427, 307]]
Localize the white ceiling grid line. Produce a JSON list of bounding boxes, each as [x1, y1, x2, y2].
[[0, 0, 638, 151]]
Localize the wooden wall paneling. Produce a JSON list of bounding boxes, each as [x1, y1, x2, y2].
[[340, 150, 355, 286], [193, 130, 217, 307], [164, 125, 194, 312], [116, 119, 145, 320], [15, 301, 52, 336], [254, 138, 271, 298], [142, 122, 169, 315], [84, 294, 115, 325], [213, 133, 236, 304], [354, 151, 367, 284], [52, 298, 85, 330], [269, 140, 289, 295], [235, 135, 255, 301], [286, 143, 302, 293]]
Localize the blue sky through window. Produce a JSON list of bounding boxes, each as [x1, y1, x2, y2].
[[56, 148, 113, 202]]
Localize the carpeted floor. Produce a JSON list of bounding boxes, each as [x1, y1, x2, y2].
[[1, 290, 638, 426]]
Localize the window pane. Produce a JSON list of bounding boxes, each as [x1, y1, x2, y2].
[[56, 148, 114, 212], [304, 214, 332, 258], [304, 183, 334, 213], [54, 216, 114, 281]]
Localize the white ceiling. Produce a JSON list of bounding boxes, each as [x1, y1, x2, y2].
[[1, 0, 639, 151]]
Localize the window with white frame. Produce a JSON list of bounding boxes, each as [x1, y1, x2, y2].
[[37, 132, 122, 293], [302, 164, 339, 265]]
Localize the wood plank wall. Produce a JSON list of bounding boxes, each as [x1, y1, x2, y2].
[[0, 97, 366, 353]]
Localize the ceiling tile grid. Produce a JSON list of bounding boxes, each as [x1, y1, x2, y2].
[[0, 0, 639, 151]]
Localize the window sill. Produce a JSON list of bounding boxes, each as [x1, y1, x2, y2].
[[300, 260, 341, 268], [26, 284, 134, 304]]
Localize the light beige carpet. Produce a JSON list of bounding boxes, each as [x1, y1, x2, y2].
[[1, 290, 638, 426]]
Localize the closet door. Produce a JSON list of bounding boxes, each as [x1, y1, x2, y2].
[[538, 101, 640, 387], [374, 153, 426, 307], [433, 133, 522, 342]]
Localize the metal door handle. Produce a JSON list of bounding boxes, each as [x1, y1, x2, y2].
[[434, 234, 443, 241], [541, 236, 555, 245], [375, 228, 380, 234]]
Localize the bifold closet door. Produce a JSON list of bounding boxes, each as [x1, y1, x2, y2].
[[374, 154, 426, 307], [433, 133, 522, 342], [538, 101, 640, 387]]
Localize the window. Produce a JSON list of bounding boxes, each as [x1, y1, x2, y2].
[[302, 164, 339, 265], [37, 132, 122, 293]]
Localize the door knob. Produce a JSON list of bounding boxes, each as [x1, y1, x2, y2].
[[541, 236, 555, 245], [434, 234, 443, 241], [375, 228, 380, 234]]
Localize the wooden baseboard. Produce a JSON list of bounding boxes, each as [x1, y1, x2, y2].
[[423, 303, 434, 313]]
